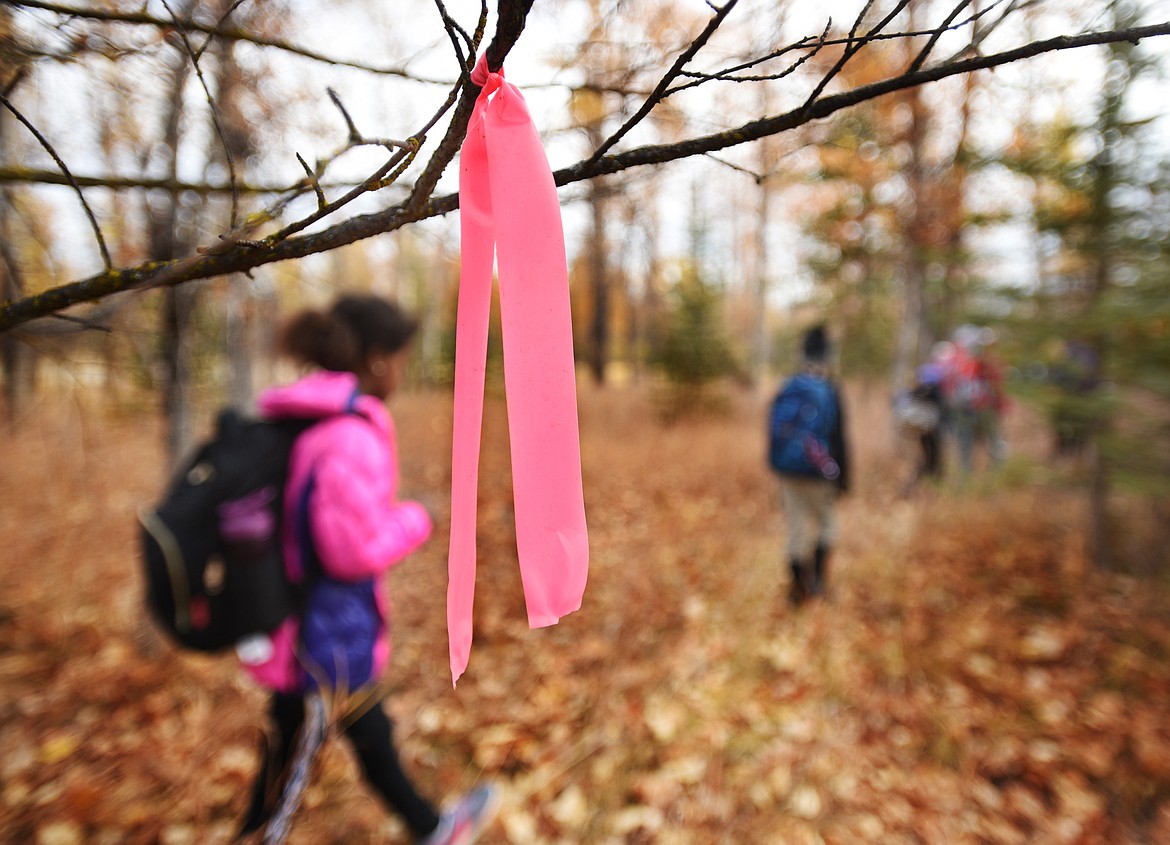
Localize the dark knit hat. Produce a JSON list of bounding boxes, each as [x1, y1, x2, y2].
[[803, 324, 829, 362]]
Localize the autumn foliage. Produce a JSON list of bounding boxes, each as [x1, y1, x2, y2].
[[2, 383, 1169, 844]]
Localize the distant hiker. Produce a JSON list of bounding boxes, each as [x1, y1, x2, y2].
[[237, 294, 497, 845], [894, 342, 950, 488], [942, 325, 1008, 475], [768, 325, 850, 606]]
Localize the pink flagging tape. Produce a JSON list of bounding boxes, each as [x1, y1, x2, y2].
[[447, 55, 589, 685]]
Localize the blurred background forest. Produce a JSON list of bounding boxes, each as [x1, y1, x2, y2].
[[2, 0, 1170, 843]]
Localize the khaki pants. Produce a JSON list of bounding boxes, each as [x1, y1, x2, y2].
[[779, 475, 839, 561]]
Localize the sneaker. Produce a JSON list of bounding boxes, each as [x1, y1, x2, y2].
[[422, 784, 500, 845]]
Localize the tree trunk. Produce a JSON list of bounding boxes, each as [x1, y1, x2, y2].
[[1084, 15, 1126, 569], [587, 140, 609, 385], [751, 179, 772, 391], [1086, 254, 1112, 569], [0, 9, 35, 422], [0, 188, 35, 423], [635, 181, 662, 383], [211, 11, 260, 412], [225, 282, 254, 411], [162, 282, 197, 460], [1088, 438, 1111, 569], [937, 74, 975, 340], [893, 255, 925, 392], [751, 82, 776, 391], [152, 10, 196, 466], [415, 245, 445, 386], [891, 75, 929, 396]]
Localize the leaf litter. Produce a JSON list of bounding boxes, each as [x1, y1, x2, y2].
[[0, 385, 1169, 843]]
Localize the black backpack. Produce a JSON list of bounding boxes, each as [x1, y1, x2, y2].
[[139, 410, 317, 652]]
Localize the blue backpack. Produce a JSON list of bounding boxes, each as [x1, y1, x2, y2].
[[768, 373, 840, 479]]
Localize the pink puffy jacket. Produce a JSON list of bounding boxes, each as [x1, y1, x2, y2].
[[242, 371, 433, 692]]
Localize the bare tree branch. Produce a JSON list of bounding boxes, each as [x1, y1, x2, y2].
[[908, 0, 973, 74], [0, 167, 356, 194], [327, 87, 363, 145], [957, 0, 1039, 61], [159, 0, 241, 228], [585, 0, 739, 166], [0, 191, 28, 299], [9, 0, 455, 84], [263, 142, 419, 245], [433, 0, 475, 67], [403, 0, 493, 216], [295, 153, 326, 210], [2, 15, 1170, 333], [556, 21, 1170, 183], [194, 0, 249, 61], [673, 0, 1011, 90], [0, 90, 111, 269], [800, 0, 911, 113], [2, 67, 29, 98], [672, 19, 832, 90]]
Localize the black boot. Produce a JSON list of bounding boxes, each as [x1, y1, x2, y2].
[[788, 559, 809, 607], [811, 545, 830, 598]]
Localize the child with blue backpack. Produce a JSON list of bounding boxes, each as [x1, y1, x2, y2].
[[237, 294, 497, 844], [768, 325, 850, 607]]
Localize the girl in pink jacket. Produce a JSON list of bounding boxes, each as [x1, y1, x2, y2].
[[239, 295, 496, 845]]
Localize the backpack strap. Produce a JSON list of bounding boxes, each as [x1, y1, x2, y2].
[[295, 474, 319, 584], [291, 387, 364, 583]]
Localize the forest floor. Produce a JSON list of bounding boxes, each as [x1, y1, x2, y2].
[[2, 380, 1170, 845]]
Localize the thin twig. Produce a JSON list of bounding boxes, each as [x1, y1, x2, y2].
[[433, 0, 473, 65], [0, 167, 355, 193], [3, 67, 30, 98], [801, 0, 912, 113], [0, 195, 28, 299], [0, 92, 111, 269], [586, 0, 740, 167], [45, 312, 114, 331], [9, 0, 455, 84], [908, 0, 974, 74], [671, 20, 831, 92], [160, 0, 240, 229], [296, 153, 326, 210], [252, 80, 433, 245], [327, 87, 362, 144], [705, 142, 809, 183], [374, 139, 422, 189], [402, 0, 490, 214], [946, 0, 1036, 62], [194, 0, 250, 61], [263, 145, 417, 244], [673, 1, 1002, 92]]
